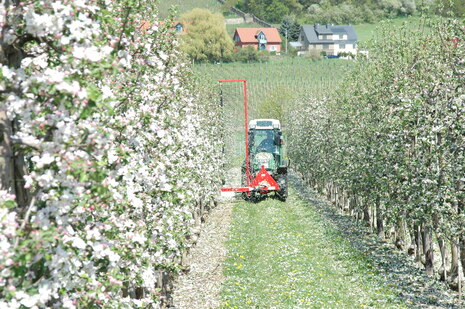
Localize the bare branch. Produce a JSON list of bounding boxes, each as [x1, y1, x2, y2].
[[13, 195, 36, 249]]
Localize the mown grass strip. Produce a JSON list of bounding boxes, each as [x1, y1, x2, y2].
[[221, 188, 406, 308]]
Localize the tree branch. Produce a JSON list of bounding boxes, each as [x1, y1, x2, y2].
[[11, 135, 42, 151]]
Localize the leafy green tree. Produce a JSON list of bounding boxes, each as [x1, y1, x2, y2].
[[221, 0, 240, 13], [435, 0, 465, 16], [240, 0, 302, 22], [265, 0, 290, 22], [279, 15, 301, 41], [258, 86, 294, 120], [179, 9, 234, 62]]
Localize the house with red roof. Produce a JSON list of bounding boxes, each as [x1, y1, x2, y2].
[[233, 28, 282, 53]]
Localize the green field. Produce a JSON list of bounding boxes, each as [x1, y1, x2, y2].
[[158, 0, 223, 18], [354, 15, 429, 43], [194, 58, 352, 116]]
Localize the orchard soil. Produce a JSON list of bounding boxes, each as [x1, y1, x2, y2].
[[172, 202, 234, 308]]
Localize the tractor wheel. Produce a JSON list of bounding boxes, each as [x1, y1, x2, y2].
[[276, 174, 288, 202]]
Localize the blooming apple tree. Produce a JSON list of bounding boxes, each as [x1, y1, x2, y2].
[[0, 0, 222, 307], [288, 17, 465, 283]]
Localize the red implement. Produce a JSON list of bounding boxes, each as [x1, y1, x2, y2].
[[221, 166, 280, 194]]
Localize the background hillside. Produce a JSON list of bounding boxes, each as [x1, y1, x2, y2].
[[235, 0, 464, 23], [160, 0, 464, 26], [158, 0, 223, 17]]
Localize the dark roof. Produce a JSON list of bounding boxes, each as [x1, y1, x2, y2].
[[314, 25, 333, 35], [301, 25, 358, 44]]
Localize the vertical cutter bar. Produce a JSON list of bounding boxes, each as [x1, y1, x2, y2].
[[243, 80, 252, 186], [218, 79, 251, 187]]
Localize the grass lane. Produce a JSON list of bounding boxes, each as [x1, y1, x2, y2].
[[221, 188, 406, 308]]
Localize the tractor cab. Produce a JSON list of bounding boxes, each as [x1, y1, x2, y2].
[[248, 119, 284, 175]]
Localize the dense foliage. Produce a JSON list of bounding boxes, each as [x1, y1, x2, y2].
[[237, 0, 463, 24], [0, 0, 222, 307], [179, 9, 234, 63], [231, 46, 270, 62], [279, 16, 301, 42], [287, 17, 465, 284]]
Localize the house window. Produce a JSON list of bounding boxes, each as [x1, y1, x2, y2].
[[234, 34, 240, 42], [270, 45, 277, 51], [323, 44, 329, 49], [259, 43, 266, 50], [175, 24, 183, 33], [339, 43, 346, 49], [339, 34, 344, 39]]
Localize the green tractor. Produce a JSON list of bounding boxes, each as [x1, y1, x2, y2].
[[241, 119, 288, 201]]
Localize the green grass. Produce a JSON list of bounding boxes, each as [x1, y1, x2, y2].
[[226, 23, 264, 36], [158, 0, 223, 18], [354, 16, 430, 43], [221, 188, 406, 308]]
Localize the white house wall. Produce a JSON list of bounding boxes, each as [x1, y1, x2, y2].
[[307, 43, 357, 55]]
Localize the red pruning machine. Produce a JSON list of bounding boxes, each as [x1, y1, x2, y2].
[[219, 80, 288, 201]]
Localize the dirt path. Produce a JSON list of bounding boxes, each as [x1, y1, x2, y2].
[[172, 202, 234, 309]]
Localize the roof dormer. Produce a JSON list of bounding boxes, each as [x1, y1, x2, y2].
[[255, 31, 267, 43]]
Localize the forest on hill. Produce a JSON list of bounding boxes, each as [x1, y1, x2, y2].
[[232, 0, 465, 23]]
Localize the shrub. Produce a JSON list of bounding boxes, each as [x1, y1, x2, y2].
[[233, 46, 270, 62]]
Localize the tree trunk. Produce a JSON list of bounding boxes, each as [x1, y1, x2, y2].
[[423, 225, 434, 276], [451, 238, 459, 277], [361, 195, 371, 228], [414, 223, 422, 263], [0, 2, 31, 209], [395, 218, 406, 251], [407, 223, 416, 256], [376, 197, 384, 239], [458, 243, 463, 300], [437, 236, 447, 281], [0, 112, 15, 194], [460, 237, 465, 279]]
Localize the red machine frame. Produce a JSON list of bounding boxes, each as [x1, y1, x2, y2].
[[218, 79, 280, 195]]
